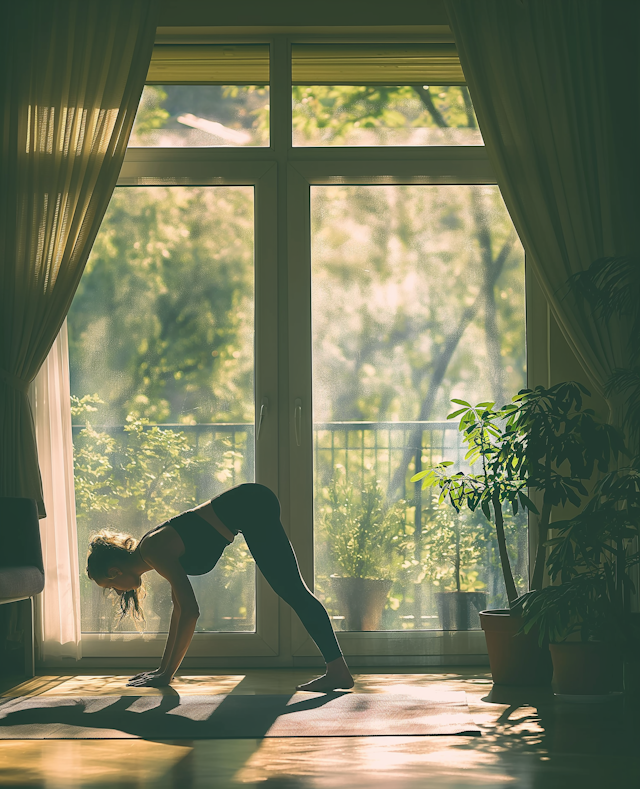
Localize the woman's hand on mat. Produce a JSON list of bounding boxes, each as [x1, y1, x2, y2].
[[127, 669, 160, 683], [126, 670, 174, 688]]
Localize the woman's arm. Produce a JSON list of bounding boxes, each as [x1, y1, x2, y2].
[[160, 602, 199, 679], [159, 590, 180, 673], [127, 538, 200, 687], [127, 591, 180, 684]]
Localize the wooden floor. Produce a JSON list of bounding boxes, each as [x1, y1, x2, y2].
[[1, 667, 638, 788]]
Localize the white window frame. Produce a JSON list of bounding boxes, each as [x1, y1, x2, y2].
[[71, 33, 542, 668]]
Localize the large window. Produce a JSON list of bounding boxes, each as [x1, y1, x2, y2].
[[69, 186, 257, 634], [68, 38, 526, 665]]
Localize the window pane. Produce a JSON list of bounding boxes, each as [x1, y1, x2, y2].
[[311, 185, 526, 632], [69, 186, 256, 633], [130, 86, 269, 147], [293, 86, 482, 147]]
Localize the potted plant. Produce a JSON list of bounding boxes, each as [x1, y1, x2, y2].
[[412, 383, 623, 684], [420, 499, 487, 630], [317, 473, 408, 631], [517, 458, 640, 697], [569, 255, 640, 693]]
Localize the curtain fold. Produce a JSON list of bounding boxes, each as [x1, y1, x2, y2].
[[0, 0, 158, 516], [30, 321, 82, 661], [444, 0, 640, 417]]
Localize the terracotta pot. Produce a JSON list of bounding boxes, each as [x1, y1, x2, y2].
[[436, 591, 486, 630], [330, 576, 393, 631], [550, 642, 621, 696], [480, 609, 553, 685]]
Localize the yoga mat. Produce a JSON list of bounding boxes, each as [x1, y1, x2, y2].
[[0, 692, 480, 739]]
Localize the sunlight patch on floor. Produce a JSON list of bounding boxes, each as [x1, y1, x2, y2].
[[1, 676, 68, 698], [233, 736, 516, 787], [0, 740, 191, 787], [2, 674, 248, 697], [2, 669, 639, 788]]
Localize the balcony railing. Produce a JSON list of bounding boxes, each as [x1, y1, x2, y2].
[[72, 419, 468, 540], [72, 420, 513, 631], [72, 419, 465, 494]]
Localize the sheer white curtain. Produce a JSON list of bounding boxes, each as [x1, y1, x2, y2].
[[29, 321, 82, 661]]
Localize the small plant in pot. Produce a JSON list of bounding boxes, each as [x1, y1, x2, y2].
[[517, 453, 640, 698], [420, 498, 487, 630], [317, 471, 408, 631], [412, 383, 623, 685]]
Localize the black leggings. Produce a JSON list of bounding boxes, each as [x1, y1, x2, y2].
[[211, 483, 343, 664]]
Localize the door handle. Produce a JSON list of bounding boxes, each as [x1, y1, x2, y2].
[[256, 396, 268, 441], [294, 398, 302, 446]]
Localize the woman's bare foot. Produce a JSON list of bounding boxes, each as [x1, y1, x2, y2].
[[296, 656, 355, 692]]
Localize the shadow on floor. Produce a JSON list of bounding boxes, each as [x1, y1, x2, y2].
[[0, 690, 354, 740]]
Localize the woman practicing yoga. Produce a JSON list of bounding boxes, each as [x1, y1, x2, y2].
[[87, 482, 354, 692]]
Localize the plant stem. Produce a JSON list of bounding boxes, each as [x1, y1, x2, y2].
[[492, 491, 518, 606], [530, 402, 554, 591], [530, 498, 552, 591], [454, 521, 461, 592]]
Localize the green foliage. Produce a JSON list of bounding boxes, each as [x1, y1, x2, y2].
[[499, 382, 624, 498], [73, 393, 256, 632], [570, 254, 640, 449], [70, 82, 527, 630], [292, 85, 475, 145], [517, 456, 640, 646], [516, 576, 621, 645], [412, 383, 624, 603], [524, 255, 640, 647], [72, 395, 201, 529], [117, 416, 201, 526], [311, 183, 524, 424], [417, 499, 486, 593], [133, 86, 170, 135], [130, 85, 269, 146], [223, 85, 270, 141], [71, 396, 118, 516], [317, 471, 409, 580], [69, 186, 255, 425]]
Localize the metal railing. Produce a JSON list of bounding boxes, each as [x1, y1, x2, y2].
[[72, 419, 464, 485], [72, 418, 467, 525], [73, 420, 502, 630], [313, 420, 465, 493]]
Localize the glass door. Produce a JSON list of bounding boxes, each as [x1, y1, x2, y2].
[[69, 184, 257, 635], [59, 39, 533, 667], [68, 162, 280, 660], [310, 184, 527, 636], [287, 167, 526, 663]]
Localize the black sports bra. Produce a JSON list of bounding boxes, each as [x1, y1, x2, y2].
[[142, 509, 231, 576], [142, 485, 258, 575]]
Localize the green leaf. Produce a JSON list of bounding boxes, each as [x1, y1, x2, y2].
[[518, 492, 539, 514]]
